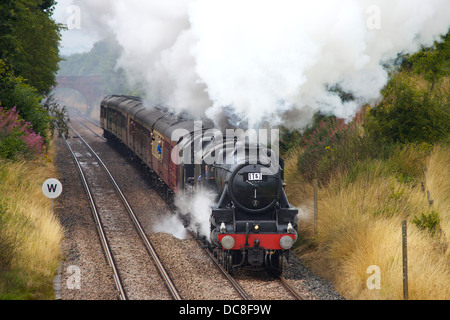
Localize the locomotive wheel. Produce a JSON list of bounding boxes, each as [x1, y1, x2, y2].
[[222, 252, 227, 270], [217, 249, 224, 264], [266, 252, 283, 275], [226, 254, 233, 275], [277, 253, 284, 274], [271, 253, 283, 275]]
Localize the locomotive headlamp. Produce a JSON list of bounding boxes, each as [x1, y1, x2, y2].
[[220, 222, 226, 234], [221, 236, 235, 250], [254, 224, 259, 231], [287, 223, 294, 234], [280, 236, 294, 250]]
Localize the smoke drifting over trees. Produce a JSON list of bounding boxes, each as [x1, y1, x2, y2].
[[64, 0, 449, 129]]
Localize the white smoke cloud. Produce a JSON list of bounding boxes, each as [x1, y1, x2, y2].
[[59, 0, 448, 236], [67, 0, 449, 128], [174, 190, 216, 239], [151, 214, 187, 239], [190, 0, 449, 128]]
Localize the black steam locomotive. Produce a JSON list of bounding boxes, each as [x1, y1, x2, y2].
[[100, 95, 298, 274]]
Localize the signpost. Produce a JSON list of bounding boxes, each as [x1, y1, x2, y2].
[[402, 220, 408, 300], [42, 178, 63, 213]]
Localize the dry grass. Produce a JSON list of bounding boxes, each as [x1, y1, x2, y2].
[[0, 143, 63, 299], [425, 145, 450, 254], [285, 144, 450, 300]]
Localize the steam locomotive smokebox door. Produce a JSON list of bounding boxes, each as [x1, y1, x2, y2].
[[229, 164, 280, 213]]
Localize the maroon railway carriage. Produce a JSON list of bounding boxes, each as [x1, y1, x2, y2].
[[100, 95, 214, 198]]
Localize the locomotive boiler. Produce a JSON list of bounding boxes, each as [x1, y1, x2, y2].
[[100, 95, 298, 275]]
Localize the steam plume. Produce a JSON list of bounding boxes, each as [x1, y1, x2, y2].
[[62, 0, 449, 237], [67, 0, 449, 129]]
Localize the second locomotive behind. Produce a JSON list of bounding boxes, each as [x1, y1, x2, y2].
[[100, 95, 299, 274]]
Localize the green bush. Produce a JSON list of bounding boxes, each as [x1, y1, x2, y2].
[[279, 127, 302, 155], [412, 210, 441, 235], [0, 131, 28, 159], [0, 106, 44, 159], [0, 0, 62, 95], [365, 72, 449, 145], [0, 60, 50, 144], [297, 113, 378, 184]]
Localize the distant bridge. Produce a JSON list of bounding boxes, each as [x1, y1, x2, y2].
[[54, 75, 105, 114]]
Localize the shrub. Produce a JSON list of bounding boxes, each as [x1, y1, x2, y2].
[[413, 210, 441, 235], [279, 127, 302, 155], [297, 112, 377, 184], [297, 116, 347, 181], [365, 72, 449, 145], [41, 94, 70, 139], [0, 106, 44, 159], [0, 60, 50, 144]]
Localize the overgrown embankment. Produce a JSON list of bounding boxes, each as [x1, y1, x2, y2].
[[0, 1, 67, 299], [0, 82, 64, 300], [0, 154, 63, 299], [284, 34, 449, 300], [286, 143, 449, 299]]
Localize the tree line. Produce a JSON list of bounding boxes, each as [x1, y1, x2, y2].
[[0, 0, 68, 159]]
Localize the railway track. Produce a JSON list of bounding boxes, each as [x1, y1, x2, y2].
[[279, 275, 308, 300], [62, 123, 181, 300], [189, 231, 308, 300], [68, 116, 309, 301], [189, 231, 251, 300], [62, 134, 127, 300]]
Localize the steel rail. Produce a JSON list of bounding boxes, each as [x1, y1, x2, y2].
[[78, 120, 107, 141], [279, 275, 308, 300], [188, 231, 251, 300], [62, 134, 127, 300], [69, 124, 182, 300]]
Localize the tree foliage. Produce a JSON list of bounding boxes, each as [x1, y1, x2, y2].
[[0, 0, 62, 94], [42, 94, 70, 139], [0, 0, 67, 152], [0, 60, 50, 144], [365, 73, 449, 144], [407, 32, 450, 94], [366, 31, 450, 145], [58, 39, 144, 96], [0, 0, 62, 95]]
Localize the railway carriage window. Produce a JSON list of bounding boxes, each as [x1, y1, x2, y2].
[[150, 132, 155, 146], [152, 132, 164, 161], [129, 119, 135, 136]]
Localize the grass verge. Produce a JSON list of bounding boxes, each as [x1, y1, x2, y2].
[[0, 145, 63, 299], [285, 143, 449, 300]]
